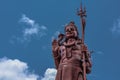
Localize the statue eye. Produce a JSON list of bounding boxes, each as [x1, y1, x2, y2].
[[66, 29, 69, 32]]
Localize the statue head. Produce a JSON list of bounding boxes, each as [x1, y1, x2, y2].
[[65, 21, 79, 39]]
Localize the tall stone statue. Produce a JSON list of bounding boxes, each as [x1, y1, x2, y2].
[[52, 21, 92, 80]]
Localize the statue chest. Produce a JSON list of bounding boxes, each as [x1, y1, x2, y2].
[[60, 44, 82, 63]]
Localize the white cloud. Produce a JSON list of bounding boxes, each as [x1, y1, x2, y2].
[[41, 68, 57, 80], [20, 14, 47, 40], [20, 14, 35, 27], [0, 57, 39, 80], [40, 25, 47, 30], [24, 26, 38, 35], [10, 14, 47, 44], [111, 17, 120, 35], [0, 57, 58, 80]]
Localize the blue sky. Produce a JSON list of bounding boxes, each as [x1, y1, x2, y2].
[[0, 0, 120, 80]]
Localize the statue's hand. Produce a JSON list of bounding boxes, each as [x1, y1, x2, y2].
[[81, 44, 87, 52], [52, 39, 59, 52]]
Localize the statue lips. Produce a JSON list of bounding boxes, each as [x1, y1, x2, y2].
[[66, 32, 75, 38]]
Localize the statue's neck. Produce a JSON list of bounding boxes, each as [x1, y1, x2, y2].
[[67, 38, 76, 43], [64, 38, 76, 47]]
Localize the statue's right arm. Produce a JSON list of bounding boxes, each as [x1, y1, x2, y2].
[[52, 39, 61, 69]]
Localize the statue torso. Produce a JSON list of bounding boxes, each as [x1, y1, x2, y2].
[[59, 38, 83, 65]]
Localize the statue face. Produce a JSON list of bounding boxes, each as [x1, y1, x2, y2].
[[65, 25, 78, 38]]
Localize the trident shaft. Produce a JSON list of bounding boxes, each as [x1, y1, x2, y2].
[[77, 2, 87, 80]]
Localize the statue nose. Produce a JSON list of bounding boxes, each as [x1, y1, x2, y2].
[[68, 29, 71, 32]]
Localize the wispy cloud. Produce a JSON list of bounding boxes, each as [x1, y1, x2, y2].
[[95, 51, 104, 55], [10, 14, 47, 44], [20, 14, 35, 27], [51, 31, 60, 41], [0, 57, 38, 80], [111, 17, 120, 35], [20, 14, 47, 41], [41, 68, 57, 80], [90, 50, 104, 62]]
